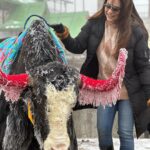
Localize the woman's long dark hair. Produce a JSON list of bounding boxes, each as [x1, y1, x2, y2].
[[89, 0, 148, 56]]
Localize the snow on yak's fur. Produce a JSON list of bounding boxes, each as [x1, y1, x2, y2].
[[0, 19, 79, 150]]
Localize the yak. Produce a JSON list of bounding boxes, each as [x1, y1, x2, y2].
[[0, 19, 79, 150]]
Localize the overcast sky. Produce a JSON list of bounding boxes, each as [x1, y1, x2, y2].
[[48, 0, 149, 17], [72, 0, 149, 15], [48, 0, 97, 15], [72, 0, 98, 15]]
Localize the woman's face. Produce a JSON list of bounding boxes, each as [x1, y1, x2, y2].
[[104, 0, 121, 24]]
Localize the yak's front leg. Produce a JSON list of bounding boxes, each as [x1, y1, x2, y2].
[[44, 84, 77, 150], [2, 101, 34, 150]]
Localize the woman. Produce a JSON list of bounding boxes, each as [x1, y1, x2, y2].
[[52, 0, 150, 149]]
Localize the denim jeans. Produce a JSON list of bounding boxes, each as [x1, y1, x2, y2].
[[97, 100, 134, 150]]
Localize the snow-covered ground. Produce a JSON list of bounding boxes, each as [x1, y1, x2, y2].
[[78, 138, 150, 150]]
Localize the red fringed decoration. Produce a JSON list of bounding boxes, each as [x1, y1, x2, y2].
[[0, 69, 29, 102], [79, 48, 128, 107]]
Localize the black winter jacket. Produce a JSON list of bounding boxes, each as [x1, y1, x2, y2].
[[62, 15, 150, 138]]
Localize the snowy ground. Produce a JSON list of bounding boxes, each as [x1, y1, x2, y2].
[[78, 138, 150, 150]]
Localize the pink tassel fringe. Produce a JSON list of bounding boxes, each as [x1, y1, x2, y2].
[[79, 48, 128, 107]]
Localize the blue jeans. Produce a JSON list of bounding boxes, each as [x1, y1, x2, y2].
[[97, 100, 134, 150]]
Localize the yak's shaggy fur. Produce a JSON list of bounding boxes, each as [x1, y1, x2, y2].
[[0, 20, 79, 150]]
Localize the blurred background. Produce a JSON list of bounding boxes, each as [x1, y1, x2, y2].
[[0, 0, 149, 139]]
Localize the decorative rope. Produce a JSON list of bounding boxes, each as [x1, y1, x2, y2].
[[79, 48, 128, 107]]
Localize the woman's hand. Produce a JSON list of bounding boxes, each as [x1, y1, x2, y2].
[[51, 23, 65, 33], [51, 24, 69, 40]]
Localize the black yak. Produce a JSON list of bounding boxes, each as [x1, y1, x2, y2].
[[0, 19, 79, 150]]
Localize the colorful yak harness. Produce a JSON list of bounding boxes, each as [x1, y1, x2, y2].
[[0, 21, 67, 102], [0, 18, 128, 107]]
